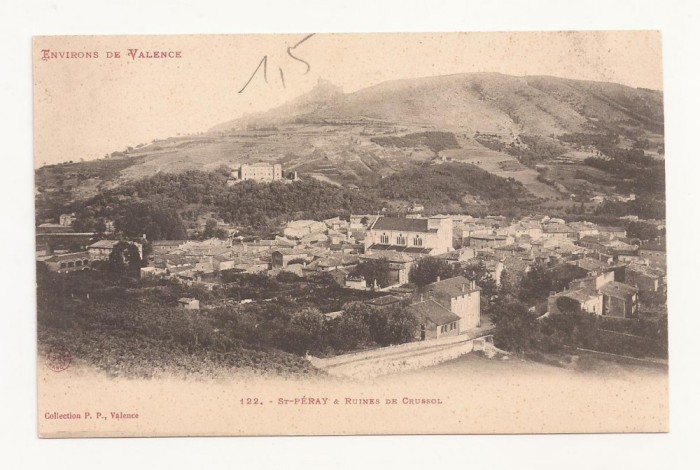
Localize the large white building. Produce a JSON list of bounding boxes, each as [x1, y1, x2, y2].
[[229, 163, 283, 183], [364, 216, 453, 256]]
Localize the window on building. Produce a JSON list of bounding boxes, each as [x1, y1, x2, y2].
[[59, 262, 66, 269], [380, 233, 389, 244], [413, 235, 422, 246], [397, 234, 406, 245], [75, 260, 82, 267]]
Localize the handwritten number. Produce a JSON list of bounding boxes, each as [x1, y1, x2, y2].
[[286, 33, 315, 75], [238, 55, 268, 94], [279, 67, 286, 88], [238, 33, 315, 93]]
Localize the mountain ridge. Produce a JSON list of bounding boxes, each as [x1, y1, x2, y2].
[[210, 72, 663, 136]]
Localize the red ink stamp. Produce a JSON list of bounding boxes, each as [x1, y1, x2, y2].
[[46, 345, 72, 372]]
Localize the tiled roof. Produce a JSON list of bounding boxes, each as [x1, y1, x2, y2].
[[578, 235, 607, 244], [152, 240, 186, 246], [558, 287, 599, 303], [470, 234, 507, 240], [365, 295, 403, 307], [366, 244, 432, 255], [640, 241, 666, 252], [427, 275, 480, 298], [45, 251, 90, 263], [627, 263, 665, 277], [317, 254, 358, 267], [371, 217, 434, 233], [569, 258, 612, 272], [544, 224, 575, 233], [360, 250, 415, 263], [569, 222, 597, 230], [599, 281, 638, 298], [434, 248, 473, 260], [407, 300, 461, 326], [88, 239, 120, 249]]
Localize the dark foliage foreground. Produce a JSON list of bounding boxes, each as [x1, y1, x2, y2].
[[37, 270, 417, 378]]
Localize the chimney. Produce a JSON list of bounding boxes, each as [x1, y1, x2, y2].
[[462, 283, 465, 292], [437, 276, 441, 283], [420, 294, 424, 302], [471, 280, 476, 290]]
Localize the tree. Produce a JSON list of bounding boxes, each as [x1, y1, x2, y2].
[[463, 261, 497, 300], [326, 314, 371, 353], [556, 296, 582, 315], [279, 307, 326, 355], [626, 221, 661, 242], [140, 241, 152, 267], [73, 215, 107, 233], [384, 306, 419, 345], [115, 202, 187, 241], [498, 268, 519, 299], [341, 300, 415, 347], [351, 259, 391, 289], [410, 257, 458, 287], [106, 241, 141, 277], [538, 310, 600, 352], [519, 263, 553, 304], [214, 228, 228, 239], [203, 218, 218, 239], [491, 297, 538, 355]]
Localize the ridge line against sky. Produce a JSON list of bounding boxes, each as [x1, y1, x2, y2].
[[33, 31, 663, 167]]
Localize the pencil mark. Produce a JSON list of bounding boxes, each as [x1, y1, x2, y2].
[[286, 33, 314, 74], [238, 55, 269, 94], [238, 33, 315, 93]]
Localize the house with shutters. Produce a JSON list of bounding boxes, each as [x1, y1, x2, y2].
[[407, 300, 461, 340], [418, 275, 482, 332]]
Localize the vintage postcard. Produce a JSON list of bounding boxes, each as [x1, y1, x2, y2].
[[34, 31, 667, 437]]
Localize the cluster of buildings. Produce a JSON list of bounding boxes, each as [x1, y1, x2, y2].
[[37, 207, 666, 343], [446, 214, 666, 319], [39, 239, 143, 274]]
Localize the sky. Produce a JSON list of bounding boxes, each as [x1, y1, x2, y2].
[[33, 31, 663, 167]]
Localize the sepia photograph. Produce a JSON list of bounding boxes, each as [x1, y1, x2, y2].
[[32, 31, 669, 437]]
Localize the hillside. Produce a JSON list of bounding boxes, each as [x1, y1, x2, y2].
[[50, 165, 532, 237], [35, 72, 665, 220], [212, 73, 663, 136]]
